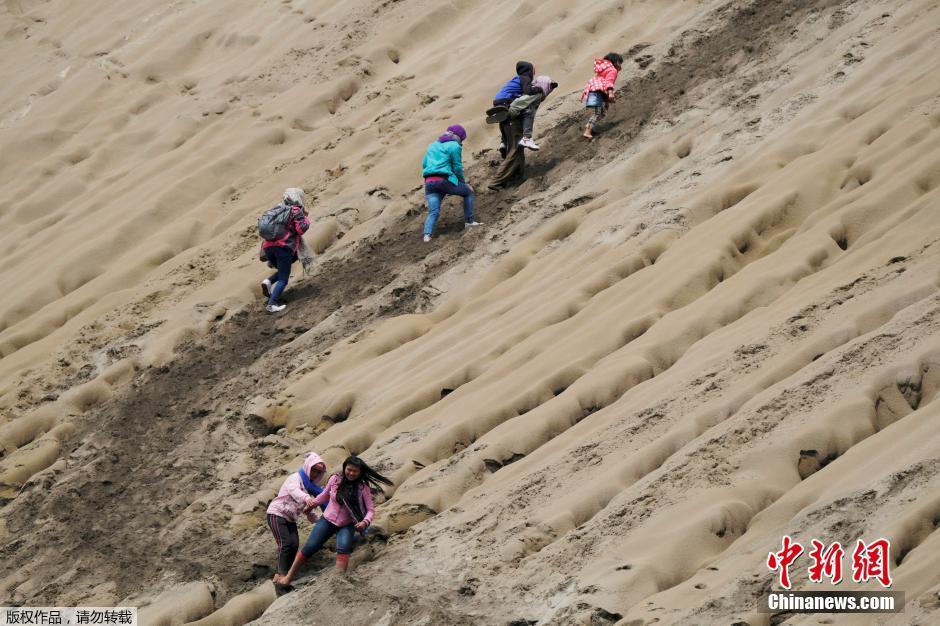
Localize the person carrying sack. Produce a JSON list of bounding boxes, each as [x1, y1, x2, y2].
[[258, 188, 310, 313], [508, 74, 558, 151], [491, 61, 536, 157]]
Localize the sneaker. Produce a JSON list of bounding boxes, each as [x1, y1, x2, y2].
[[519, 137, 540, 150], [423, 234, 431, 242], [498, 143, 507, 158], [464, 221, 484, 229], [266, 303, 286, 314], [261, 279, 272, 298]]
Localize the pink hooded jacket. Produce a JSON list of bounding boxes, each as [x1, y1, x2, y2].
[[266, 452, 326, 523], [310, 473, 375, 527], [581, 58, 619, 101]]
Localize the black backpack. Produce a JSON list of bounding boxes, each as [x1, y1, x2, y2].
[[258, 204, 294, 241]]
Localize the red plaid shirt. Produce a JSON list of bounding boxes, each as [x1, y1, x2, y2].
[[581, 58, 619, 101]]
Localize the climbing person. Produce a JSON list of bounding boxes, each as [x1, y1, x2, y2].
[[491, 61, 536, 157], [487, 109, 524, 191], [581, 53, 623, 139], [274, 456, 393, 584], [421, 124, 482, 242], [266, 452, 326, 594], [258, 187, 310, 313], [508, 74, 558, 151]]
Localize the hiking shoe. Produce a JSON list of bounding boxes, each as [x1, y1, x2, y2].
[[423, 234, 431, 242], [261, 279, 272, 298], [519, 137, 539, 150], [266, 303, 286, 314], [464, 221, 484, 229]]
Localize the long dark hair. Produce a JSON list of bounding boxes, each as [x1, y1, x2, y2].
[[604, 52, 624, 68], [341, 455, 392, 489], [336, 456, 392, 522], [337, 456, 392, 522]]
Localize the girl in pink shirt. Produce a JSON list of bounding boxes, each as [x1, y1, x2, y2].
[[581, 53, 623, 139], [275, 456, 392, 585]]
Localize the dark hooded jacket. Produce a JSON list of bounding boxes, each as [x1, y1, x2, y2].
[[493, 61, 539, 103]]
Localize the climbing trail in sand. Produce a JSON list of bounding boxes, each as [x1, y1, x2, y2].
[[2, 0, 940, 624]]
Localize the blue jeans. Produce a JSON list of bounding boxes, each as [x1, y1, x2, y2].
[[300, 517, 356, 557], [265, 245, 294, 306], [423, 180, 474, 237]]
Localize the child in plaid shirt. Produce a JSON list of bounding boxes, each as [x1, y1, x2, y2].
[[581, 53, 623, 139]]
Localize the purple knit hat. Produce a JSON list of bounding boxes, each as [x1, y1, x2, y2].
[[446, 124, 467, 142]]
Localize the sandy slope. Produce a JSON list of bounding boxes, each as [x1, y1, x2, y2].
[[2, 0, 940, 624]]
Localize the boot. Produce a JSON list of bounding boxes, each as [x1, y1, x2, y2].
[[336, 553, 350, 574]]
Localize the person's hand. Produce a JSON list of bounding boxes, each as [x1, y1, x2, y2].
[[355, 521, 368, 531], [466, 183, 474, 193]]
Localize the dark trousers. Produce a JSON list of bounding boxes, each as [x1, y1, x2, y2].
[[265, 245, 294, 305], [491, 116, 525, 187], [493, 97, 513, 148], [267, 514, 299, 575]]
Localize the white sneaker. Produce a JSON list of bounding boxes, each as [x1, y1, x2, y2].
[[266, 303, 286, 314], [261, 279, 272, 298], [423, 234, 431, 242], [519, 137, 540, 150], [464, 221, 484, 229]]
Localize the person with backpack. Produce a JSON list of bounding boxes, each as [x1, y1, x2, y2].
[[581, 53, 623, 139], [266, 452, 326, 594], [274, 456, 393, 585], [421, 124, 482, 242], [492, 61, 537, 155], [258, 188, 310, 313]]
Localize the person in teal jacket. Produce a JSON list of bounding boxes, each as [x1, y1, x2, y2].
[[421, 124, 482, 242]]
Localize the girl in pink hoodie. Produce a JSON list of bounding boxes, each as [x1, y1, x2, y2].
[[275, 455, 392, 585], [581, 53, 624, 139], [266, 452, 326, 589]]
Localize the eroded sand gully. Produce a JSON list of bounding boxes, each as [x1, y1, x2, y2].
[[2, 0, 940, 624]]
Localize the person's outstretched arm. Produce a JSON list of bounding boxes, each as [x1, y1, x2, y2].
[[309, 475, 335, 508]]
